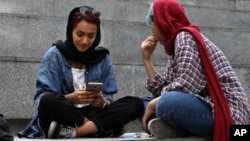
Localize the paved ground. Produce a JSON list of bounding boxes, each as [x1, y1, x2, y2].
[[14, 133, 156, 141], [14, 133, 212, 141], [15, 138, 155, 141]]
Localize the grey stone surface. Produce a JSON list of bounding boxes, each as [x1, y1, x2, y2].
[[200, 29, 250, 65], [0, 14, 65, 58], [180, 0, 250, 12], [235, 0, 250, 11], [0, 61, 38, 118], [186, 7, 250, 30]]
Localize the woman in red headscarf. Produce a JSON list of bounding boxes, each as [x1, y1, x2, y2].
[[141, 0, 250, 141]]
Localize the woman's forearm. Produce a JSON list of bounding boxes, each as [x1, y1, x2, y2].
[[143, 59, 156, 82]]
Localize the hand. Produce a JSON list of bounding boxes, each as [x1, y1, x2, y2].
[[141, 36, 158, 60], [66, 89, 97, 104], [90, 91, 106, 109], [142, 97, 160, 134]]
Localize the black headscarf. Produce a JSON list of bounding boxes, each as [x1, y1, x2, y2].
[[55, 6, 109, 65]]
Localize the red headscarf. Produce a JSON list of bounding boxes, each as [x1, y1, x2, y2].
[[153, 0, 233, 140]]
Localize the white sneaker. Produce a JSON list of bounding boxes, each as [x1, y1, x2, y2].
[[147, 118, 189, 139]]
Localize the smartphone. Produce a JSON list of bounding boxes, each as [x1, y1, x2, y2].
[[74, 82, 103, 108], [86, 82, 103, 91]]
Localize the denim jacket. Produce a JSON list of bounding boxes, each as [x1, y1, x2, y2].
[[18, 46, 117, 138]]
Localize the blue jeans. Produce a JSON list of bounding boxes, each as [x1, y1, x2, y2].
[[156, 91, 213, 137]]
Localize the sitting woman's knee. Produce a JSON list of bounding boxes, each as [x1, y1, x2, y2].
[[39, 93, 58, 107], [156, 91, 185, 116], [123, 96, 144, 118]]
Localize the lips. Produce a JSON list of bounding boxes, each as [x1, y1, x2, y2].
[[77, 45, 89, 52], [80, 45, 87, 48]]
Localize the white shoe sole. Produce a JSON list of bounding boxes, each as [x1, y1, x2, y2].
[[37, 118, 46, 138], [148, 118, 189, 139], [47, 121, 57, 138]]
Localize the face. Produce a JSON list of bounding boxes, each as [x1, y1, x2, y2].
[[151, 24, 166, 45], [72, 20, 97, 52]]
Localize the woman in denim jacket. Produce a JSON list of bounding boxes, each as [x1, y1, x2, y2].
[[18, 6, 144, 139]]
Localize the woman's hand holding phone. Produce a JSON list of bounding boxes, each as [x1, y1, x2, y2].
[[86, 82, 106, 109], [72, 89, 97, 104], [66, 82, 105, 108], [89, 91, 107, 109]]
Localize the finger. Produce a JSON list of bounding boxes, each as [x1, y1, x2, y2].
[[79, 93, 97, 101], [148, 36, 158, 42], [95, 92, 102, 97], [80, 98, 96, 104], [146, 36, 157, 44], [83, 91, 97, 97], [77, 88, 85, 91], [142, 116, 150, 133]]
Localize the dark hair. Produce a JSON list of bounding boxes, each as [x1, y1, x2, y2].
[[66, 6, 101, 50], [70, 9, 101, 29]]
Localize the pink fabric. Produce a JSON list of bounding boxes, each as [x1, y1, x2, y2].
[[153, 0, 233, 140]]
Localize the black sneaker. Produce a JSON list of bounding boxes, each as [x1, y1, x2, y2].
[[47, 121, 75, 139], [97, 126, 126, 137]]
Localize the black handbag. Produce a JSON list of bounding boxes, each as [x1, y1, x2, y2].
[[0, 114, 13, 141]]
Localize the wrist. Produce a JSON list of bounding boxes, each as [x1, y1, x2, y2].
[[65, 93, 73, 102], [143, 57, 151, 62], [143, 59, 153, 66]]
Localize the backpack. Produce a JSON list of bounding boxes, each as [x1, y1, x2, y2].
[[0, 114, 14, 141]]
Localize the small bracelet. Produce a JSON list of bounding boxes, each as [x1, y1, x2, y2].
[[102, 101, 107, 109]]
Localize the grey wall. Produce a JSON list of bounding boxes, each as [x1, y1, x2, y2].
[[1, 0, 250, 119]]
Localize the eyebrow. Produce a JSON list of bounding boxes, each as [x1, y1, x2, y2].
[[77, 30, 96, 35]]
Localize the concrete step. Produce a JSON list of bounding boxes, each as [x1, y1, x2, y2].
[[8, 119, 211, 141], [15, 135, 211, 141]]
